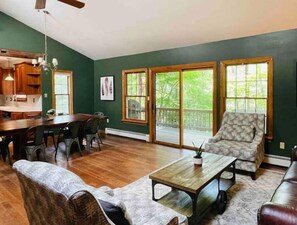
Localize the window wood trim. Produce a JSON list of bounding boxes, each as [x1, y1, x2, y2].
[[220, 56, 273, 140], [122, 68, 148, 124], [52, 70, 73, 115]]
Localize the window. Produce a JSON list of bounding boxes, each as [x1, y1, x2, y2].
[[122, 68, 148, 124], [220, 57, 273, 139], [52, 70, 73, 115]]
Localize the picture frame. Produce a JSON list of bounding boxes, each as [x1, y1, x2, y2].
[[100, 76, 114, 101]]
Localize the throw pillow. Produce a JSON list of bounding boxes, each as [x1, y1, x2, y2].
[[99, 200, 130, 225], [221, 124, 255, 142]]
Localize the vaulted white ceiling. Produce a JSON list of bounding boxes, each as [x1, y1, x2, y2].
[[1, 0, 297, 60]]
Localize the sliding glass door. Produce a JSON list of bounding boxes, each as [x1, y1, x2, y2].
[[155, 71, 180, 145], [151, 63, 216, 148]]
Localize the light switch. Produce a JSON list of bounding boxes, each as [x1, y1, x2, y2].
[[44, 93, 48, 98]]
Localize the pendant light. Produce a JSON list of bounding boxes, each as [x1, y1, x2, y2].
[[32, 10, 58, 71], [4, 58, 14, 81]]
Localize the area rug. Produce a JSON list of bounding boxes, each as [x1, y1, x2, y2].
[[121, 168, 284, 225]]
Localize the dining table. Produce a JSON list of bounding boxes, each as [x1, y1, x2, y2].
[[0, 113, 107, 160]]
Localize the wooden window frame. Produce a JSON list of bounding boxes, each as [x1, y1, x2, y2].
[[220, 56, 273, 140], [149, 62, 218, 144], [122, 68, 148, 124], [52, 70, 73, 115]]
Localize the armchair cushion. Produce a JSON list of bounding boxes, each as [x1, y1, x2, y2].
[[221, 124, 255, 142]]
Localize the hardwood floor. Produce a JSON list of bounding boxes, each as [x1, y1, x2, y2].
[[0, 135, 192, 225], [0, 135, 287, 225]]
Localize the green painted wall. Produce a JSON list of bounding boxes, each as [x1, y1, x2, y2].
[[94, 29, 297, 157], [0, 12, 94, 114]]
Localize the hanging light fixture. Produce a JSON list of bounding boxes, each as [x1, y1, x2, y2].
[[32, 10, 58, 71], [5, 58, 14, 81]]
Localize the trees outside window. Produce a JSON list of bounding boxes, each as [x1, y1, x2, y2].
[[122, 68, 148, 124], [220, 57, 273, 139]]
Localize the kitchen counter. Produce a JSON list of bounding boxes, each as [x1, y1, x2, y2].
[[0, 106, 41, 112]]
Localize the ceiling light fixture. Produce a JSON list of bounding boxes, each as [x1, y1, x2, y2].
[[32, 10, 58, 72], [5, 58, 14, 81]]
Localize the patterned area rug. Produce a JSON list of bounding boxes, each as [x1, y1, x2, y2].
[[122, 168, 284, 225]]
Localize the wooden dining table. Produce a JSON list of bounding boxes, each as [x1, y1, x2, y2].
[[0, 113, 107, 160]]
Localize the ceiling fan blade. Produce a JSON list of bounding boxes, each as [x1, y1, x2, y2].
[[35, 0, 46, 9], [58, 0, 85, 8]]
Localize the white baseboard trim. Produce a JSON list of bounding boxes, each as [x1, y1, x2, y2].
[[264, 154, 290, 167], [106, 128, 291, 167], [106, 128, 149, 142]]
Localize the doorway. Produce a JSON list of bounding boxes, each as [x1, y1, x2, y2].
[[150, 62, 217, 148]]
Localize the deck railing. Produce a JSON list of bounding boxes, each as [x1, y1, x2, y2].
[[156, 107, 212, 131]]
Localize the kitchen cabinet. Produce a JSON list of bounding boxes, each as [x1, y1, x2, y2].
[[6, 111, 42, 120], [11, 112, 24, 120], [14, 63, 41, 95], [23, 111, 42, 119]]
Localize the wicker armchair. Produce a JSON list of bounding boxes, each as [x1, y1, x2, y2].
[[13, 160, 186, 225], [204, 112, 265, 180]]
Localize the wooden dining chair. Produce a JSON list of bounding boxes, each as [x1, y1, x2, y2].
[[55, 121, 83, 161], [25, 125, 46, 161]]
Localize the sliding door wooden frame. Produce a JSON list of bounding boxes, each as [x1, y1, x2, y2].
[[149, 62, 217, 147]]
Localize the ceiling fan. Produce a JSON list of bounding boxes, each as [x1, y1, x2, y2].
[[35, 0, 85, 9]]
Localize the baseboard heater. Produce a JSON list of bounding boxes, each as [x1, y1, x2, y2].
[[106, 128, 149, 142], [264, 154, 290, 167], [105, 128, 290, 167]]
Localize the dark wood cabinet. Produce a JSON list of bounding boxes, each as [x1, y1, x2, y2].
[[14, 63, 26, 94], [14, 63, 41, 95]]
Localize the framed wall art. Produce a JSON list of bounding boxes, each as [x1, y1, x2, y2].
[[100, 76, 114, 101]]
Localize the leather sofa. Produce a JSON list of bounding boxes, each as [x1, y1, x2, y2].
[[257, 146, 297, 225]]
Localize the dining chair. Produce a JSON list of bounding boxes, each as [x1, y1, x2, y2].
[[0, 136, 13, 165], [94, 112, 105, 144], [25, 125, 46, 161], [84, 117, 101, 151], [55, 121, 83, 161], [43, 113, 63, 149]]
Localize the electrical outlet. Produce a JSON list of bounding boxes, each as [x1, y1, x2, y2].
[[44, 93, 48, 98], [280, 142, 285, 149]]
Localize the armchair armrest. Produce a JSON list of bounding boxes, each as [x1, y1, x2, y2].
[[292, 146, 297, 162], [258, 202, 297, 225], [208, 130, 223, 143], [250, 131, 264, 149]]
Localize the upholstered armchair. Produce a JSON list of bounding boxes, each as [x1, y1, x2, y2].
[[204, 112, 265, 180], [13, 160, 187, 225]]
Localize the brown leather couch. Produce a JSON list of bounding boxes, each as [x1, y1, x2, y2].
[[257, 146, 297, 225]]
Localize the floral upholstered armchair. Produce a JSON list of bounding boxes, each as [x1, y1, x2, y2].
[[204, 112, 265, 180], [13, 160, 187, 225]]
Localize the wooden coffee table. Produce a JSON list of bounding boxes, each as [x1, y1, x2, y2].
[[149, 152, 236, 224]]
